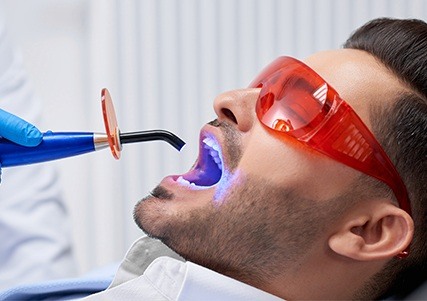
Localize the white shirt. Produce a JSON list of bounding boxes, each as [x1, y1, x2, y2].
[[83, 236, 284, 301]]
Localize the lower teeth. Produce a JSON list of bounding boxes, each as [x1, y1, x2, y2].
[[177, 176, 196, 186]]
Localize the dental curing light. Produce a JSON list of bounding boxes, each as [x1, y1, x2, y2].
[[0, 88, 185, 167]]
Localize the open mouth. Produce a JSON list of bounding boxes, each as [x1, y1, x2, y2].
[[175, 136, 223, 188]]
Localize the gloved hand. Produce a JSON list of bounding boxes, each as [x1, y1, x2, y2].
[[0, 108, 42, 181], [0, 108, 42, 146]]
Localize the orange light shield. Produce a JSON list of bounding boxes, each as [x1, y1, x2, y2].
[[101, 88, 121, 159]]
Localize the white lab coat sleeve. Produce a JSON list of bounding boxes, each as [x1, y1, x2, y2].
[[0, 13, 76, 289]]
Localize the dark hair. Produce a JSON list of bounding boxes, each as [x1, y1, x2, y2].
[[344, 18, 427, 299]]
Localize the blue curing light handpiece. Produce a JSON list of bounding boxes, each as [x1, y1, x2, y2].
[[0, 131, 105, 167], [0, 88, 185, 168], [0, 130, 185, 167]]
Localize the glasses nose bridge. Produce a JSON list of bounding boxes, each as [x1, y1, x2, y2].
[[213, 88, 261, 132]]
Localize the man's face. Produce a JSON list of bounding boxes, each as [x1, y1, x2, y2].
[[134, 49, 407, 285]]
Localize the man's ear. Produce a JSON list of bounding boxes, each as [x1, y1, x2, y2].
[[328, 200, 414, 261]]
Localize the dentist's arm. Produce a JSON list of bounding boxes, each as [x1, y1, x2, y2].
[[0, 9, 76, 290]]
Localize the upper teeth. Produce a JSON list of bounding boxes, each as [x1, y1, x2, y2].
[[203, 137, 222, 170]]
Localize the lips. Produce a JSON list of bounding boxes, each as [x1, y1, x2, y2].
[[175, 135, 224, 188]]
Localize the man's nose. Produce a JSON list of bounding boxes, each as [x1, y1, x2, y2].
[[213, 88, 261, 133]]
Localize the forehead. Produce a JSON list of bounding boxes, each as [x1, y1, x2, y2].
[[302, 49, 407, 128]]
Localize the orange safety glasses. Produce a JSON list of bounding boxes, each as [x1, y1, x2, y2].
[[249, 56, 411, 257]]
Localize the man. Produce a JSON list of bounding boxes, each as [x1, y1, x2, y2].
[[129, 17, 426, 300], [1, 17, 426, 300]]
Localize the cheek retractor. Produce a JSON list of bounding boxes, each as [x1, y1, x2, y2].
[[0, 88, 185, 167]]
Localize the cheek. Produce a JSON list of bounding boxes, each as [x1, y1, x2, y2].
[[238, 126, 360, 201], [238, 127, 312, 186]]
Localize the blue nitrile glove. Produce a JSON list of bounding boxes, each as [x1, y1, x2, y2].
[[0, 108, 42, 181], [0, 108, 42, 146]]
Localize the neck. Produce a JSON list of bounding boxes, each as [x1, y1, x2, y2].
[[253, 248, 386, 300]]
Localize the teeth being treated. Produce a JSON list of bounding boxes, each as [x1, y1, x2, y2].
[[203, 137, 221, 152], [203, 137, 223, 170], [176, 137, 223, 188], [203, 137, 215, 148]]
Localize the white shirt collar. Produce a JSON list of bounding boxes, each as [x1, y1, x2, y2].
[[109, 236, 284, 301]]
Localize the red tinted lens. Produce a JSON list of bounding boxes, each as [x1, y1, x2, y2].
[[253, 57, 334, 136]]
